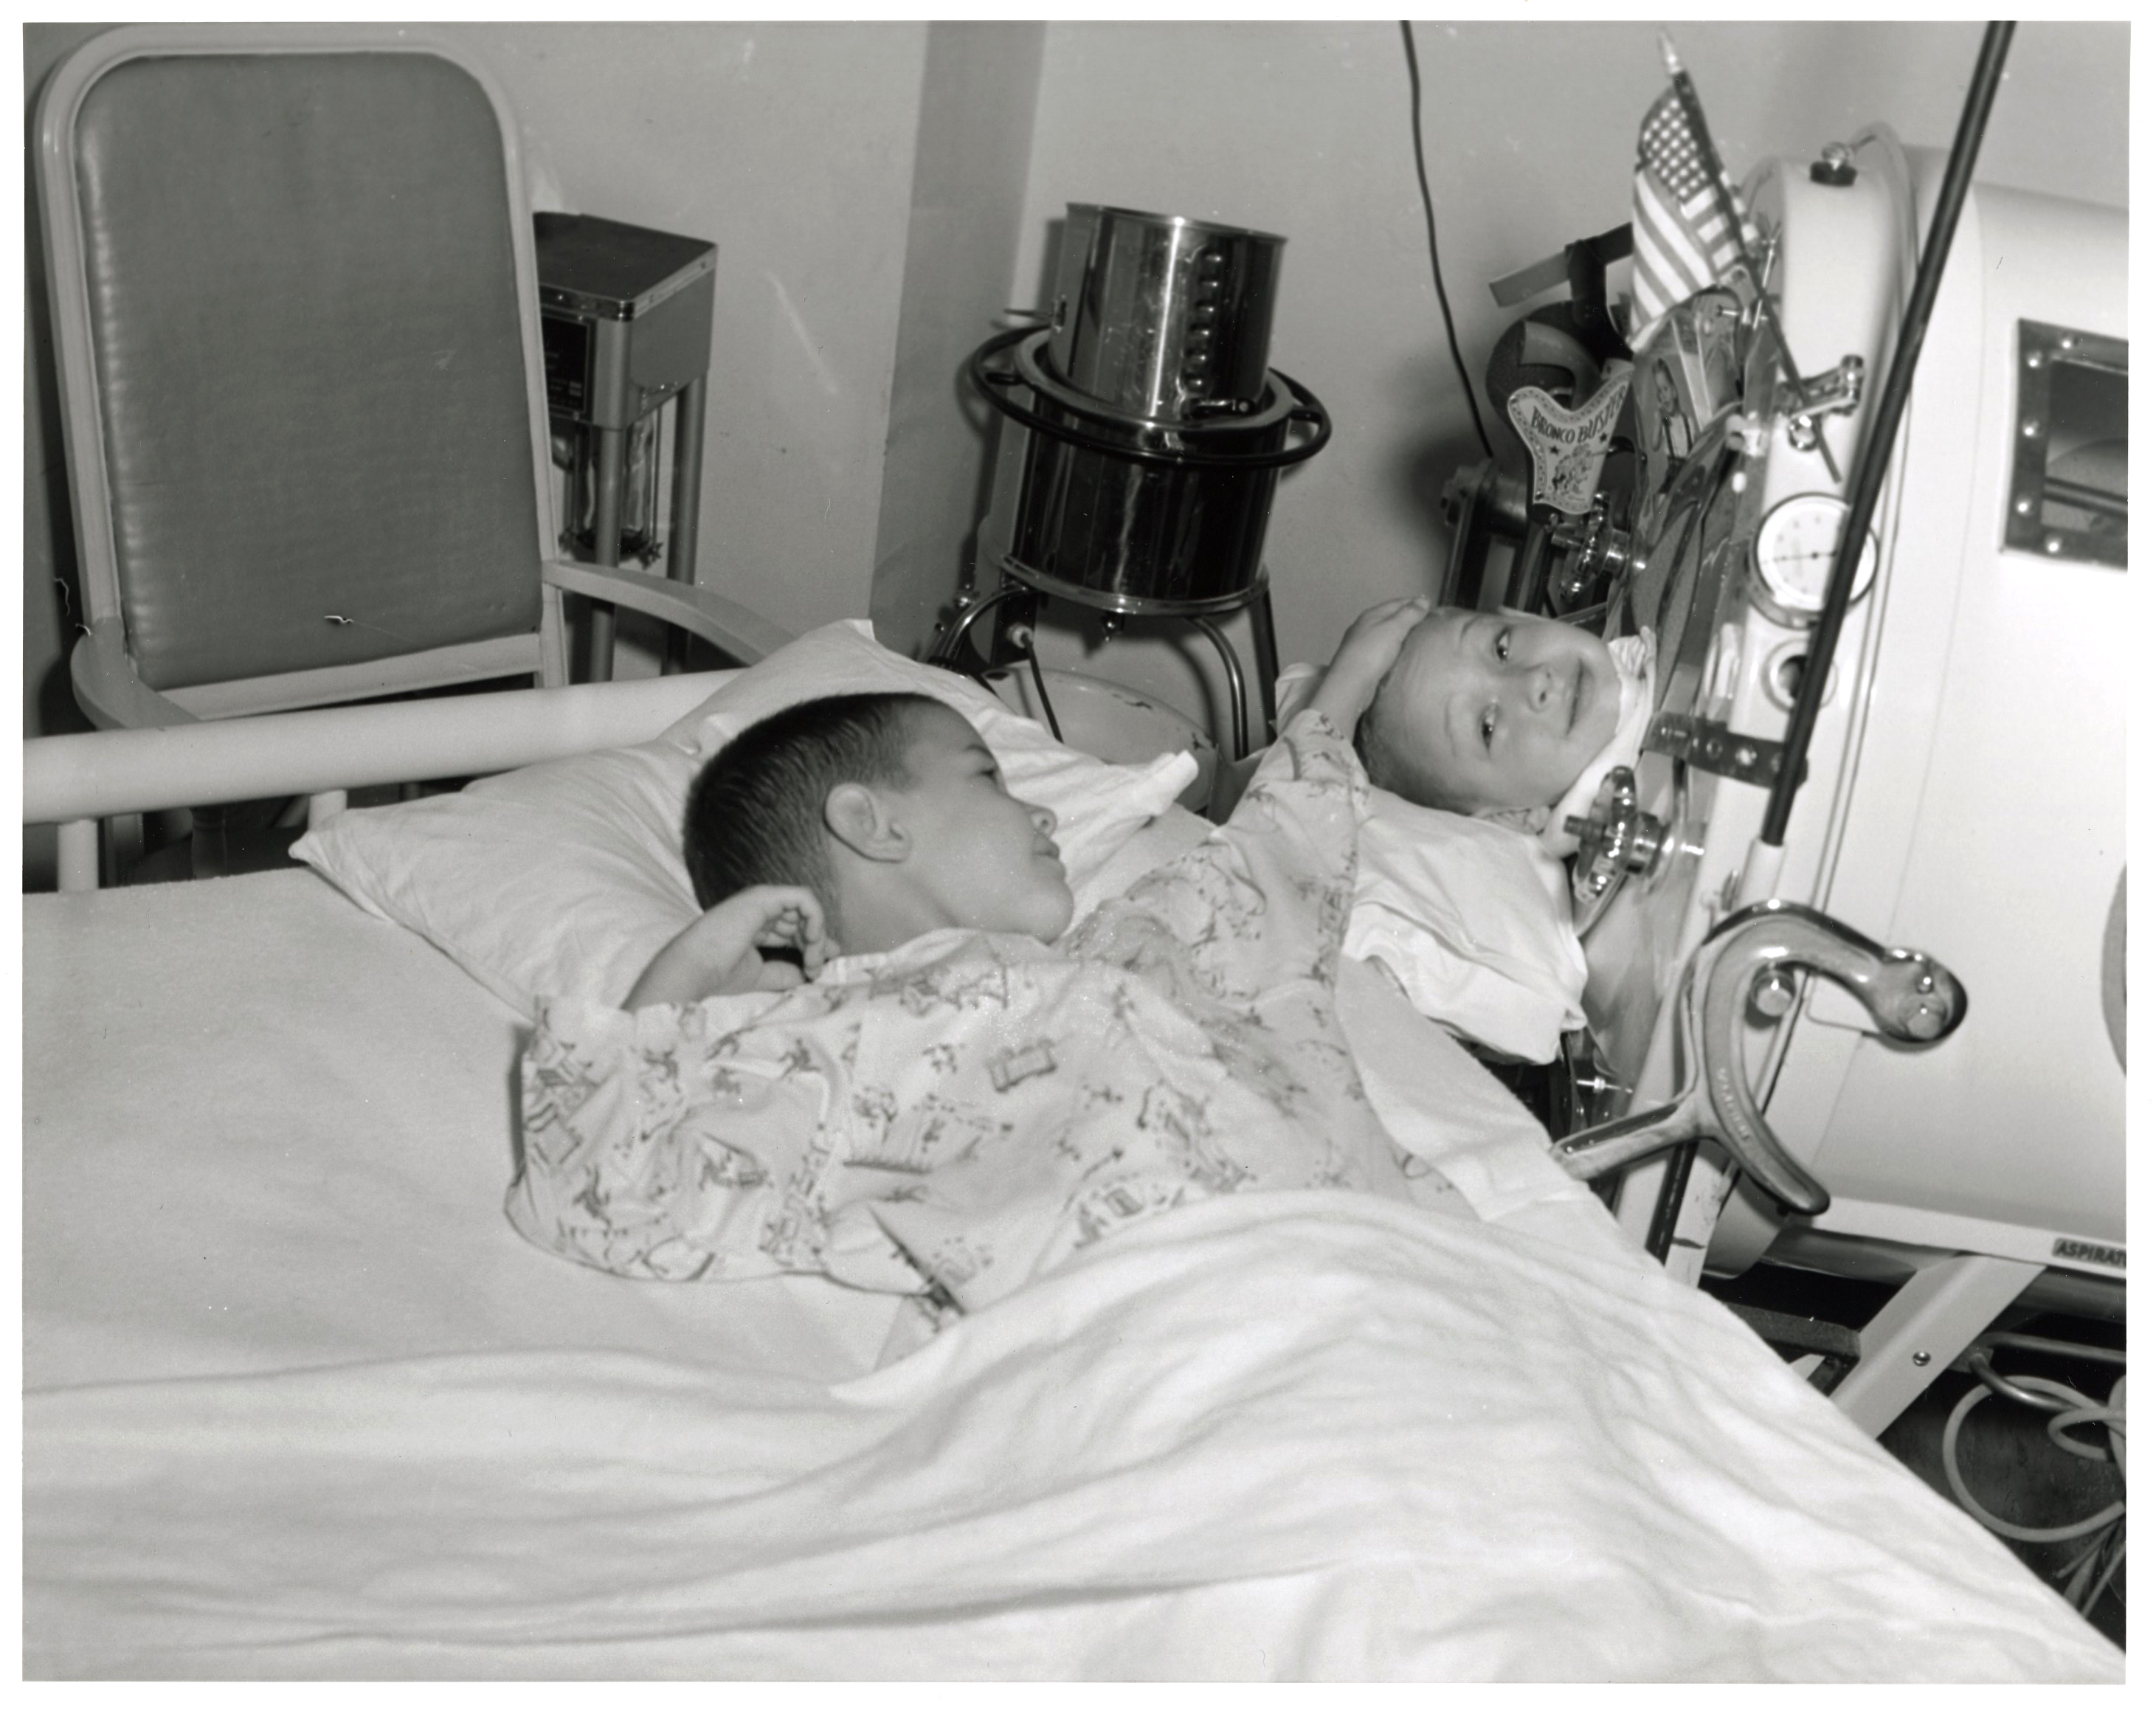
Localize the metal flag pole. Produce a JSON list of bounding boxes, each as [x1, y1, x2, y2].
[[1658, 33, 1841, 485], [1758, 21, 2016, 848]]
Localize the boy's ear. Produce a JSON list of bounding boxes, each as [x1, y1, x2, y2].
[[824, 782, 911, 864]]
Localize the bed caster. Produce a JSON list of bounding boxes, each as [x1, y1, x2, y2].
[[1549, 899, 1967, 1216]]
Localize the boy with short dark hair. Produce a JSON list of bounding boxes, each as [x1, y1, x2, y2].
[[627, 691, 1073, 1007]]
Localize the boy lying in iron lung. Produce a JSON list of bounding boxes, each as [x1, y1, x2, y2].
[[507, 597, 1649, 1317], [1275, 601, 1655, 853]]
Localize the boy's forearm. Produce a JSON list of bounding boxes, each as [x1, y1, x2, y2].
[[625, 922, 742, 1009], [624, 937, 711, 1009], [1305, 593, 1429, 735], [623, 886, 828, 1010], [1305, 668, 1381, 737]]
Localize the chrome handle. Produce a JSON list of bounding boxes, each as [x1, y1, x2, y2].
[[1552, 900, 1967, 1215]]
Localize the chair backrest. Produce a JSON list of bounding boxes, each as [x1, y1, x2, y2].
[[37, 27, 559, 703]]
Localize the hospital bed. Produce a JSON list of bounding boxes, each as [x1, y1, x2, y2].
[[21, 17, 2121, 1680], [20, 640, 2124, 1680]]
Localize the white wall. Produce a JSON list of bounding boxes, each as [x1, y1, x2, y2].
[[869, 23, 1046, 660], [434, 22, 930, 644], [1006, 19, 2130, 725]]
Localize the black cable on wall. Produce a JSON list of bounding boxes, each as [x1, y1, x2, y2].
[[1400, 21, 1491, 460]]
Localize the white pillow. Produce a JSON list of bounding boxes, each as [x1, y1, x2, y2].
[[295, 620, 1197, 1018], [1344, 787, 1589, 1063]]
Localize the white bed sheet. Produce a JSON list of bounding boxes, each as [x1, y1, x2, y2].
[[21, 865, 2124, 1680], [23, 870, 904, 1391]]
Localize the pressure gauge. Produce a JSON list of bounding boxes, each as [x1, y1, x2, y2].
[[1751, 494, 1879, 623]]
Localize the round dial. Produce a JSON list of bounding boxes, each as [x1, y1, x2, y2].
[[1752, 494, 1879, 617]]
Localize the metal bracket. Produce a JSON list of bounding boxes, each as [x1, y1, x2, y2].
[[1782, 353, 1865, 452], [1487, 221, 1636, 307], [1829, 1254, 2043, 1437], [1545, 497, 1640, 613], [1645, 713, 1803, 789]]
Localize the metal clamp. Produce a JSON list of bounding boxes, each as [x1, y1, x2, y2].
[[1645, 713, 1800, 789], [1783, 354, 1865, 452], [1550, 900, 1968, 1216]]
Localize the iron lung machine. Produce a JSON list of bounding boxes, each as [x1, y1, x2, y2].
[[1450, 137, 2126, 1433]]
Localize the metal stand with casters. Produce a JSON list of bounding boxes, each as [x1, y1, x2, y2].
[[535, 213, 717, 683], [947, 207, 1331, 761], [955, 321, 1327, 763]]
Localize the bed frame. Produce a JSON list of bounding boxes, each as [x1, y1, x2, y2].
[[24, 666, 739, 893]]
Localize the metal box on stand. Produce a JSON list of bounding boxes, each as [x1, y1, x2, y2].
[[534, 212, 716, 677]]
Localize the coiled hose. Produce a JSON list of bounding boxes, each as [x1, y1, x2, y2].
[[1941, 1337, 2125, 1617]]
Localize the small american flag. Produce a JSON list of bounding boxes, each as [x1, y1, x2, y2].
[[1628, 87, 1759, 348]]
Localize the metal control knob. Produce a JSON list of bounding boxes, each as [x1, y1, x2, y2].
[[1547, 498, 1639, 615], [1809, 142, 1859, 187], [1566, 765, 1668, 910], [1749, 967, 1800, 1019], [1872, 947, 1963, 1043]]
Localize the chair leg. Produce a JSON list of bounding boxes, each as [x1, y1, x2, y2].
[[190, 805, 230, 880], [104, 812, 145, 883]]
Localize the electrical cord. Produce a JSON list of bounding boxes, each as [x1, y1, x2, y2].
[[1400, 21, 1492, 460], [1939, 1365, 2126, 1617], [1009, 623, 1064, 744], [2061, 1522, 2127, 1616], [1968, 1352, 2128, 1471], [1985, 1329, 2130, 1369]]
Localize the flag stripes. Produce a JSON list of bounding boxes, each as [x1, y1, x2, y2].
[[1627, 87, 1758, 348]]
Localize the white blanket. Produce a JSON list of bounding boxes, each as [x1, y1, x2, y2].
[[21, 825, 2122, 1681], [24, 1191, 2118, 1679]]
